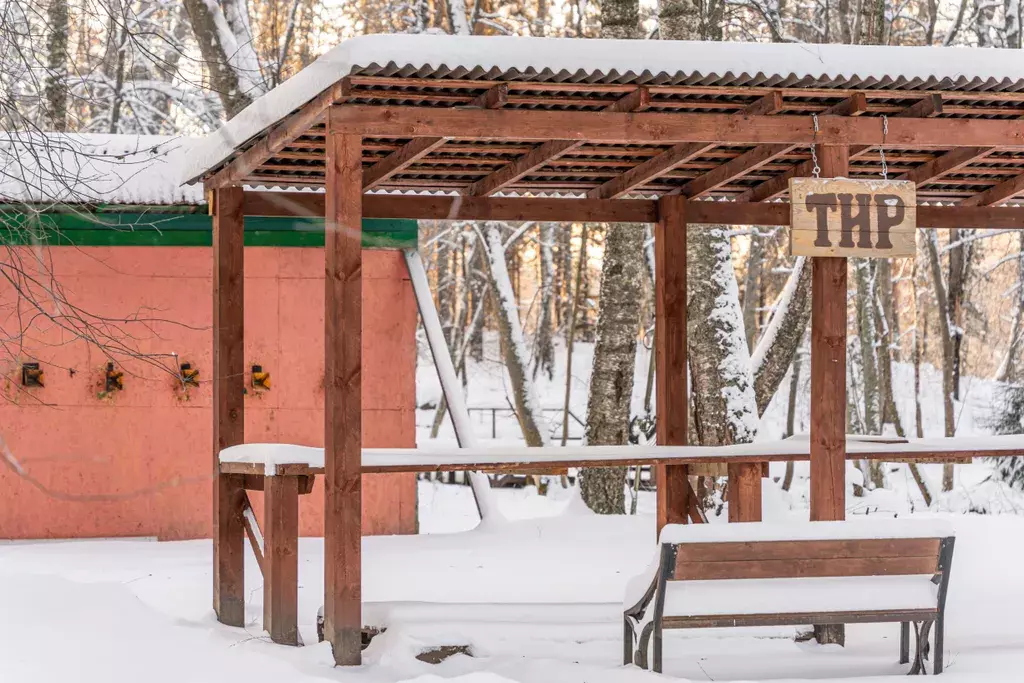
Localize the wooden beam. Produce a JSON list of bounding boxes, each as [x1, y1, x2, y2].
[[465, 88, 650, 197], [242, 190, 1024, 226], [204, 79, 350, 189], [655, 195, 689, 534], [590, 92, 787, 200], [212, 186, 246, 628], [331, 105, 1024, 147], [324, 122, 363, 667], [264, 474, 299, 646], [466, 83, 510, 109]]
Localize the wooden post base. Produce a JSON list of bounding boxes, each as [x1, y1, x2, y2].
[[264, 475, 300, 645]]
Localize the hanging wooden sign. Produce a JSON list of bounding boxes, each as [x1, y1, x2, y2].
[[790, 178, 916, 258]]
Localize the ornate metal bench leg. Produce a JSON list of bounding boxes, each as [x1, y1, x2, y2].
[[624, 617, 632, 666], [653, 623, 663, 674], [636, 622, 653, 670], [900, 622, 910, 664], [934, 614, 944, 675], [908, 620, 933, 675]]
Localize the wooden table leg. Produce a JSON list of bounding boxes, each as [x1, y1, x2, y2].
[[264, 474, 300, 645]]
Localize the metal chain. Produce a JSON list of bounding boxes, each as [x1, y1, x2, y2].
[[810, 114, 821, 178], [880, 115, 889, 180]]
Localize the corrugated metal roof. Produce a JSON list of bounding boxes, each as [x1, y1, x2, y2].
[[181, 35, 1024, 185]]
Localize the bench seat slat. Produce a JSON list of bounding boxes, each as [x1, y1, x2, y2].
[[675, 555, 939, 580], [663, 608, 938, 630], [674, 538, 941, 564], [662, 575, 940, 619]]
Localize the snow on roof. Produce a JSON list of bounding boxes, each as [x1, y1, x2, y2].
[[1, 133, 204, 206], [182, 34, 1024, 185]]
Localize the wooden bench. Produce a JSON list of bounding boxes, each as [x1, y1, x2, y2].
[[623, 520, 955, 676]]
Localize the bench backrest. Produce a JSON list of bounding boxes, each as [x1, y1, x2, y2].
[[663, 536, 955, 582]]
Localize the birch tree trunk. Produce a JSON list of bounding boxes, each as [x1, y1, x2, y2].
[[924, 230, 957, 491], [582, 224, 644, 513], [688, 226, 759, 447], [752, 256, 813, 415], [183, 0, 266, 117], [44, 0, 69, 131], [742, 232, 765, 351], [579, 0, 643, 513], [480, 223, 550, 447], [533, 223, 556, 381], [996, 233, 1024, 383]]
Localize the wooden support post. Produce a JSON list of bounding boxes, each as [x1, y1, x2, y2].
[[727, 462, 763, 522], [655, 196, 689, 534], [212, 186, 246, 627], [324, 121, 363, 666], [264, 475, 299, 646], [810, 144, 849, 646]]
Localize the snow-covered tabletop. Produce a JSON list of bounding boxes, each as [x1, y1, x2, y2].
[[218, 435, 1023, 474]]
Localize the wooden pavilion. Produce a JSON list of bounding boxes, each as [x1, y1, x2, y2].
[[183, 34, 1024, 665]]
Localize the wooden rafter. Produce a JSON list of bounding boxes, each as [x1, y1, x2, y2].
[[587, 92, 786, 200], [362, 84, 509, 190], [737, 95, 943, 202], [204, 78, 351, 189], [464, 87, 651, 197], [962, 170, 1024, 206], [330, 103, 1024, 148], [898, 146, 995, 186], [678, 95, 867, 199]]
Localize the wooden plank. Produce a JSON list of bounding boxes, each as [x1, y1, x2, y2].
[[212, 186, 246, 628], [264, 474, 300, 646], [727, 462, 763, 522], [898, 146, 994, 186], [962, 170, 1024, 207], [330, 106, 1024, 147], [362, 137, 451, 190], [790, 178, 917, 258], [675, 538, 941, 563], [811, 145, 848, 526], [241, 492, 264, 574], [464, 139, 585, 196], [587, 142, 715, 199], [673, 556, 940, 580], [203, 79, 350, 188], [655, 196, 689, 533], [590, 92, 789, 200], [663, 609, 937, 630], [466, 88, 651, 197], [324, 122, 363, 667]]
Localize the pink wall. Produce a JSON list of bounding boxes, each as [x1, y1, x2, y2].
[[0, 247, 417, 540]]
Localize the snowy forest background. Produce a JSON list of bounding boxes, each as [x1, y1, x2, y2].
[[5, 0, 1024, 516]]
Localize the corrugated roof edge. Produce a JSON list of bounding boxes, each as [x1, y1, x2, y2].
[[180, 34, 1024, 187]]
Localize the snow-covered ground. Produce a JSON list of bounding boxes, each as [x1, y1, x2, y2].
[[3, 341, 1024, 682], [3, 473, 1024, 683]]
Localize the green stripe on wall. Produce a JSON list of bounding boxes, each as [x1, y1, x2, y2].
[[0, 212, 417, 249]]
